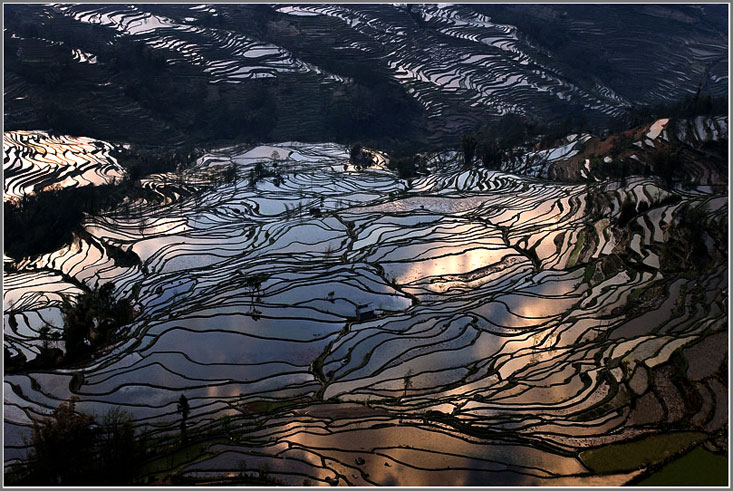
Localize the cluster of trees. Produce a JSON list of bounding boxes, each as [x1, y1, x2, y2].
[[456, 121, 521, 170], [650, 144, 683, 187], [61, 282, 134, 362], [349, 144, 377, 170], [616, 197, 648, 228], [461, 135, 478, 167], [659, 204, 715, 275], [388, 153, 428, 179], [381, 140, 430, 179], [654, 89, 725, 119], [5, 184, 132, 259], [247, 160, 285, 187], [457, 113, 596, 171], [589, 138, 685, 186], [7, 392, 241, 486], [7, 398, 144, 485], [382, 112, 592, 177], [457, 89, 724, 185], [5, 145, 200, 260], [7, 282, 135, 373], [113, 145, 201, 181], [607, 90, 727, 134], [6, 388, 307, 486], [612, 195, 715, 276], [6, 185, 100, 258], [7, 283, 135, 372]]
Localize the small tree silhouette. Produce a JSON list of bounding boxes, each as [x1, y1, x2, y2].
[[177, 394, 190, 444], [219, 414, 235, 441], [402, 369, 414, 400], [137, 216, 146, 237], [462, 134, 478, 167], [243, 273, 268, 319]]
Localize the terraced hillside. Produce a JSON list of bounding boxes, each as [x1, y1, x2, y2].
[[3, 131, 125, 202], [4, 4, 728, 147], [4, 120, 728, 484], [503, 116, 728, 186], [3, 2, 729, 486]]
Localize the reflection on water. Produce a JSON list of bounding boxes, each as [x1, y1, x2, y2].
[[4, 131, 125, 202], [4, 143, 727, 485]]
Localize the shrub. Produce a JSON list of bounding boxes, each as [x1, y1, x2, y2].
[[23, 399, 144, 485], [617, 197, 637, 227], [29, 398, 98, 485], [61, 283, 133, 361], [461, 134, 478, 167], [388, 153, 427, 179]]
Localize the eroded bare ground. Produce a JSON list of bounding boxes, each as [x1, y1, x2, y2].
[[4, 121, 727, 485]]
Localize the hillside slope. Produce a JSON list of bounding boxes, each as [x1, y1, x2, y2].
[[4, 4, 728, 148]]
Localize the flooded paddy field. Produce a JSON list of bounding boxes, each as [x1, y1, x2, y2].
[[3, 137, 727, 485], [3, 131, 125, 202]]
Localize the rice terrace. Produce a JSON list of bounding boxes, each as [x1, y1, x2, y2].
[[2, 3, 729, 487]]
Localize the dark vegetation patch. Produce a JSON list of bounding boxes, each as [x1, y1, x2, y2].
[[349, 144, 377, 170], [657, 203, 720, 276], [455, 91, 726, 191], [5, 392, 314, 486], [4, 146, 200, 260], [388, 154, 427, 179], [578, 431, 708, 474], [60, 282, 134, 362], [3, 4, 427, 152], [611, 91, 728, 134], [5, 283, 135, 373], [634, 446, 728, 486], [5, 398, 145, 486]]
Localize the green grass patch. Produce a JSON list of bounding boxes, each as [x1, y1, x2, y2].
[[567, 230, 586, 268], [583, 263, 595, 284], [139, 438, 221, 480], [625, 286, 644, 305], [635, 446, 727, 486], [579, 431, 707, 474]]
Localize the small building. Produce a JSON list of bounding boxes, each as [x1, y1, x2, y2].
[[355, 303, 375, 321]]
